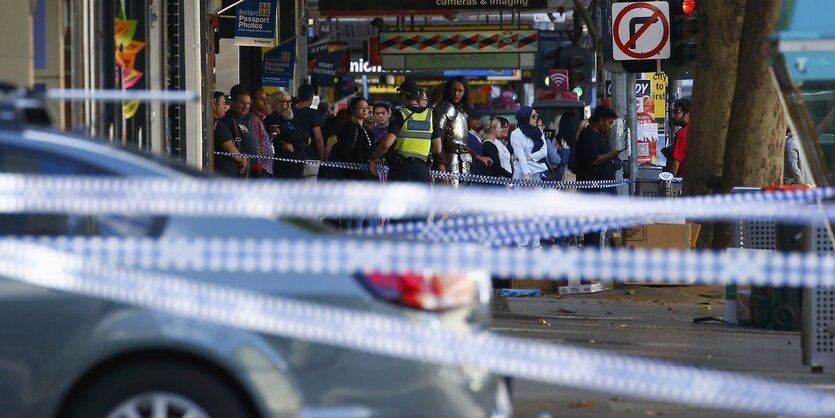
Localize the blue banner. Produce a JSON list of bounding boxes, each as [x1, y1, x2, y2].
[[262, 39, 295, 87], [234, 0, 276, 47], [311, 48, 350, 87]]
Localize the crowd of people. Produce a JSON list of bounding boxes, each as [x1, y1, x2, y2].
[[210, 78, 625, 189]]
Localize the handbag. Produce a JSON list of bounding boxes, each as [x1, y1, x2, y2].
[[540, 157, 559, 181]]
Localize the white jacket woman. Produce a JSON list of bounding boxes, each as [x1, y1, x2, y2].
[[510, 106, 549, 180]]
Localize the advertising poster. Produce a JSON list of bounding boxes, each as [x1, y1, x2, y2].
[[308, 41, 350, 86], [638, 72, 668, 165], [234, 0, 276, 47], [114, 17, 143, 119], [262, 39, 295, 87]]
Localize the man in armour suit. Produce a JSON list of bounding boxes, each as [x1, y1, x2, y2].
[[435, 76, 473, 186]]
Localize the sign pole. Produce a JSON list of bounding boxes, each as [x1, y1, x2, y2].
[[626, 72, 638, 196]]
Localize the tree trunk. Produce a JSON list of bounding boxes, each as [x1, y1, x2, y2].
[[720, 0, 787, 192], [683, 0, 747, 249], [683, 0, 747, 199], [710, 0, 787, 249]]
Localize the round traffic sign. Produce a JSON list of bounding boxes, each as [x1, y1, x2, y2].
[[613, 2, 670, 60]]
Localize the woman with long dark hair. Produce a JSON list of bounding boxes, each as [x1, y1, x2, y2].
[[328, 97, 376, 181], [554, 110, 580, 181]]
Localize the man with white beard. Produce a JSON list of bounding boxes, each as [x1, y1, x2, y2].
[[265, 91, 310, 179]]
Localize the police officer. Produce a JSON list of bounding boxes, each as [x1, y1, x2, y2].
[[369, 80, 445, 182]]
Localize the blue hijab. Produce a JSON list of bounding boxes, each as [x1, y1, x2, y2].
[[515, 106, 544, 152]]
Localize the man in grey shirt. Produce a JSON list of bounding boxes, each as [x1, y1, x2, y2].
[[784, 131, 804, 184]]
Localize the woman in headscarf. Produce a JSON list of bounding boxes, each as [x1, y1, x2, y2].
[[509, 106, 549, 181]]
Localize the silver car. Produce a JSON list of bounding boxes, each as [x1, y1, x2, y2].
[[0, 126, 510, 418]]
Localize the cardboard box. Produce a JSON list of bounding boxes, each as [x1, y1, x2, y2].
[[621, 222, 701, 285], [622, 222, 701, 250]]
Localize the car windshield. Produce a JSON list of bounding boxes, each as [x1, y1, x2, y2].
[[115, 143, 207, 177]]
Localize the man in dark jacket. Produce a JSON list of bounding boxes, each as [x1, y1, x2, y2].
[[575, 105, 621, 184], [265, 91, 309, 179], [574, 105, 622, 248]]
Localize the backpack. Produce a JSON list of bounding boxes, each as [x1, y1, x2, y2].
[[567, 147, 577, 173]]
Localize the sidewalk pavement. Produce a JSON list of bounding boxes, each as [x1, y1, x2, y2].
[[492, 285, 834, 418]]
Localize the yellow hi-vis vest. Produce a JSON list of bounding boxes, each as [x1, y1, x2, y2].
[[394, 107, 433, 160]]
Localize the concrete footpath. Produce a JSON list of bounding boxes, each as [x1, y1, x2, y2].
[[491, 285, 835, 418]]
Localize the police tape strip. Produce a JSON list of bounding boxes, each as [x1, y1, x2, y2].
[[20, 236, 835, 289], [215, 151, 627, 189], [353, 213, 668, 245], [0, 175, 830, 225], [1, 238, 834, 417]]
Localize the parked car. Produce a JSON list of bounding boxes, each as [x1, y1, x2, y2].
[[0, 109, 509, 417]]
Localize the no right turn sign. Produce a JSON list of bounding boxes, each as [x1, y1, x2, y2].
[[612, 1, 670, 61]]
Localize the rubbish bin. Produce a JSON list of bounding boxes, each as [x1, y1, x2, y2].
[[760, 184, 812, 331]]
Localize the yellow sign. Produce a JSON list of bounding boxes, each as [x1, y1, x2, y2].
[[647, 72, 668, 119], [123, 100, 140, 119]]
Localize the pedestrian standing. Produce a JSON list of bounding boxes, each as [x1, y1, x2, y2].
[[554, 110, 580, 181], [368, 80, 446, 182], [220, 85, 256, 178], [481, 117, 513, 181], [328, 97, 376, 181], [574, 105, 621, 248], [510, 106, 549, 181], [371, 101, 392, 144], [265, 91, 308, 179], [466, 112, 493, 176], [293, 84, 325, 181], [435, 76, 473, 184], [212, 91, 247, 177], [246, 87, 274, 177], [667, 97, 690, 178]]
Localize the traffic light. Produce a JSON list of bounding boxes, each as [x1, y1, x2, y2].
[[665, 0, 698, 77], [559, 46, 595, 105], [537, 47, 560, 89]]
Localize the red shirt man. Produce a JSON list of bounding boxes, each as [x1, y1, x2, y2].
[[668, 98, 690, 178]]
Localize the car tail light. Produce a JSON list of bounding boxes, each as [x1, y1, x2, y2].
[[357, 270, 477, 312]]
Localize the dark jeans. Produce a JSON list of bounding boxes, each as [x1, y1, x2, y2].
[[388, 156, 430, 183], [581, 186, 617, 248], [273, 150, 305, 179]]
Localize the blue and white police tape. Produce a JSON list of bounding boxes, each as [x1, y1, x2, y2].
[[1, 238, 834, 418], [21, 236, 835, 289], [0, 174, 833, 224], [353, 213, 663, 246], [215, 151, 627, 189]]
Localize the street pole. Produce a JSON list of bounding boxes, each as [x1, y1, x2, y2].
[[626, 72, 638, 196], [292, 0, 307, 94], [610, 72, 628, 195]]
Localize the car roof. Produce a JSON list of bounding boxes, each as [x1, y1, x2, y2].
[[0, 127, 202, 178]]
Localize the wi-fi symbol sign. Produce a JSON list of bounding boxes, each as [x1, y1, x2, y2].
[[548, 70, 569, 91]]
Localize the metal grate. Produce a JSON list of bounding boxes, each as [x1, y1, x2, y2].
[[636, 180, 682, 198], [808, 224, 835, 366], [166, 0, 185, 158], [732, 220, 776, 250]]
